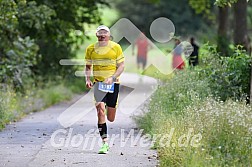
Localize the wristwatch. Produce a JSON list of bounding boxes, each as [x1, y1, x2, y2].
[[112, 75, 116, 82]]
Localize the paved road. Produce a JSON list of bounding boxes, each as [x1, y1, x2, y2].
[[0, 73, 158, 167]]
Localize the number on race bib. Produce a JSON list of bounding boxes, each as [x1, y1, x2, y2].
[[98, 82, 115, 93]]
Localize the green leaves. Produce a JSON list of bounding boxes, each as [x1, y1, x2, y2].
[[18, 0, 107, 76], [200, 43, 251, 101], [0, 0, 107, 90], [1, 36, 39, 90], [214, 0, 238, 7], [0, 0, 39, 90], [188, 0, 212, 14], [18, 1, 55, 31]]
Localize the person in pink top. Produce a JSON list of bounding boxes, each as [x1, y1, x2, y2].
[[132, 32, 152, 70], [172, 38, 185, 70]]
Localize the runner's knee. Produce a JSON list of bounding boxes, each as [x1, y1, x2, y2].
[[96, 105, 105, 117], [107, 116, 115, 122], [97, 109, 105, 118], [107, 107, 116, 122]]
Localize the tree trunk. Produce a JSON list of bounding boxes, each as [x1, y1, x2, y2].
[[234, 0, 248, 49], [217, 6, 229, 56], [233, 0, 250, 103]]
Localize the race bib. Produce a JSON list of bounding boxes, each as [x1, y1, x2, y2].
[[98, 82, 114, 93]]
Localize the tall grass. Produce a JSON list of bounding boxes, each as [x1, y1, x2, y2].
[[136, 69, 252, 166], [154, 98, 252, 166], [0, 86, 22, 129]]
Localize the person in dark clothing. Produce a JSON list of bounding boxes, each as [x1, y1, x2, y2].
[[189, 37, 199, 66]]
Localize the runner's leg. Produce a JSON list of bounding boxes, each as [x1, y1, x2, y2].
[[96, 102, 106, 124], [142, 56, 147, 70], [137, 56, 141, 70], [94, 83, 108, 143], [107, 107, 116, 122], [95, 98, 109, 154], [96, 102, 107, 142], [106, 83, 119, 122]]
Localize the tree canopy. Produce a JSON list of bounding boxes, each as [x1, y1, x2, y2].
[[114, 0, 211, 37], [0, 0, 107, 88]]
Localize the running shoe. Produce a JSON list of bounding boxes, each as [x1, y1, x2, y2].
[[98, 142, 109, 154]]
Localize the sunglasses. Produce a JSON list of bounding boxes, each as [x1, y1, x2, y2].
[[96, 31, 110, 36]]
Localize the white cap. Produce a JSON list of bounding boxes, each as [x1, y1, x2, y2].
[[96, 25, 110, 33]]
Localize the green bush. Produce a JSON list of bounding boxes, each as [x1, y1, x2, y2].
[[0, 0, 39, 90], [200, 44, 251, 101]]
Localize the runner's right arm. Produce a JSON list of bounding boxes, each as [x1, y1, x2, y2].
[[85, 46, 93, 89], [85, 64, 93, 88]]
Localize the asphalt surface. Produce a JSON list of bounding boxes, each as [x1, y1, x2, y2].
[[0, 73, 158, 167]]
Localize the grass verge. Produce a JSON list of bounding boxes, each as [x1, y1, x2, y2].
[[136, 69, 252, 166], [0, 76, 86, 130]]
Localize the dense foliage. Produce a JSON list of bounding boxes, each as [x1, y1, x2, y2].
[[200, 44, 251, 101], [0, 0, 107, 88], [137, 46, 252, 166], [0, 0, 39, 89]]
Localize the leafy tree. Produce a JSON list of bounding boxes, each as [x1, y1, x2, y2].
[[0, 0, 107, 90], [17, 0, 108, 76], [189, 0, 250, 55], [190, 0, 252, 103], [0, 0, 38, 90], [114, 0, 210, 36]]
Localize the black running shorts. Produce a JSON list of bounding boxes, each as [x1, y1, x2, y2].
[[93, 82, 120, 108]]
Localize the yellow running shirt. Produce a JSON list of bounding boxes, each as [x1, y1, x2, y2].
[[85, 41, 125, 82]]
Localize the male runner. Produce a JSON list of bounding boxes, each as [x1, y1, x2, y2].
[[85, 25, 125, 154]]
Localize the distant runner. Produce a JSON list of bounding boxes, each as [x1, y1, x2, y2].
[[132, 32, 152, 71]]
